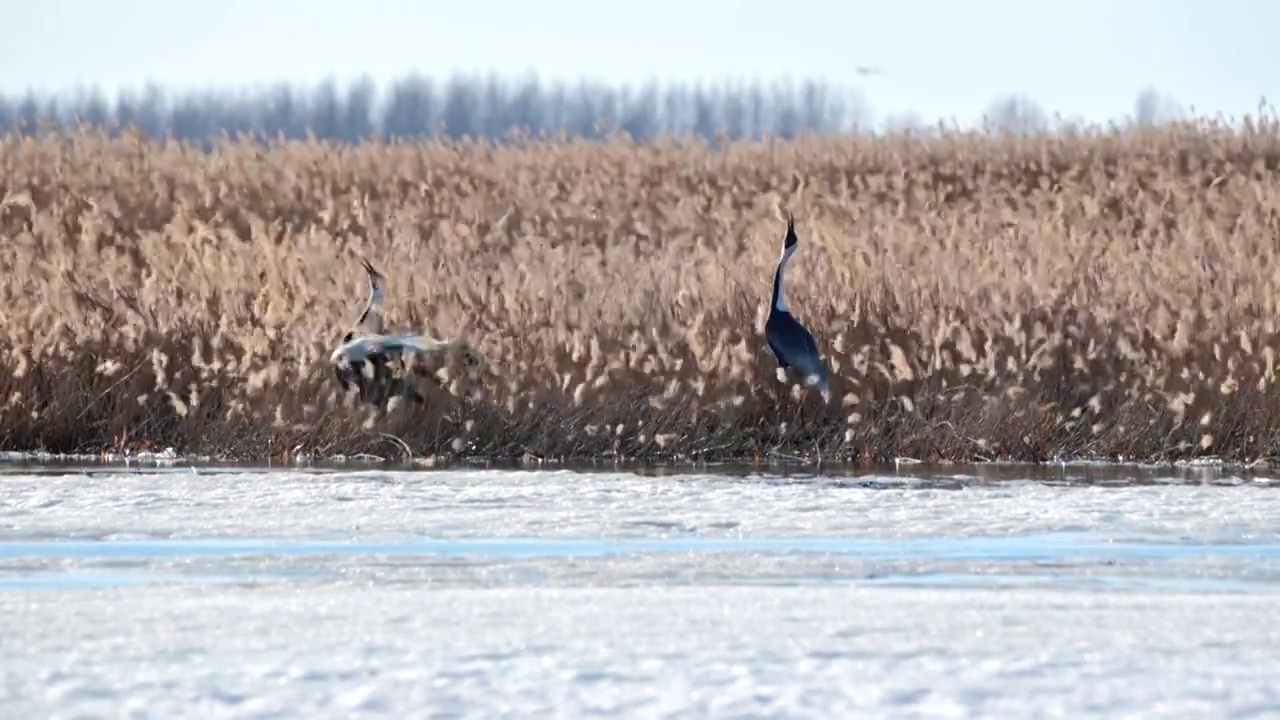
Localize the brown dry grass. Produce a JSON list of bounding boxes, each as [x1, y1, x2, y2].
[[2, 121, 1280, 466]]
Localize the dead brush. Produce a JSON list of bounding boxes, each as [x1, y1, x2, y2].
[[1, 121, 1280, 464]]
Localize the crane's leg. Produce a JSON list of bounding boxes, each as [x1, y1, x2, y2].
[[332, 364, 351, 392], [367, 353, 393, 407], [348, 359, 372, 404], [772, 367, 805, 436], [398, 379, 426, 404], [790, 385, 806, 429], [392, 355, 426, 404]]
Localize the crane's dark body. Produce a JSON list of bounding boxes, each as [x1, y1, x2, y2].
[[332, 335, 417, 406], [765, 300, 823, 376], [764, 216, 829, 395], [330, 257, 424, 407]]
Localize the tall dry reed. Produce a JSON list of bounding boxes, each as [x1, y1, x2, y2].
[[2, 122, 1280, 465]]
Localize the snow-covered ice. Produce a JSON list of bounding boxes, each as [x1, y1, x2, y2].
[[2, 466, 1280, 717]]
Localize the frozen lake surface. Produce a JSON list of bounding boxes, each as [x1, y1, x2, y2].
[[3, 462, 1280, 717]]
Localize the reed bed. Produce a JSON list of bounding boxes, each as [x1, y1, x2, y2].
[[2, 122, 1280, 466]]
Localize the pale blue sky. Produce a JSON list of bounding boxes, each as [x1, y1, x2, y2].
[[4, 0, 1277, 126]]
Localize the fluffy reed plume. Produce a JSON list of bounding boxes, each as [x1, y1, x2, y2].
[[2, 121, 1280, 465]]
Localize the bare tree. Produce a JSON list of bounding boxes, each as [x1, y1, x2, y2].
[[310, 78, 343, 140], [343, 76, 377, 141], [383, 74, 436, 140], [507, 72, 545, 137], [72, 86, 111, 127], [881, 111, 924, 134], [620, 81, 658, 141], [984, 93, 1048, 134], [1134, 86, 1183, 125], [440, 75, 478, 139]]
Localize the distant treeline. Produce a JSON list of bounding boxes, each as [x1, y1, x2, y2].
[[0, 72, 1191, 144], [0, 74, 871, 143]]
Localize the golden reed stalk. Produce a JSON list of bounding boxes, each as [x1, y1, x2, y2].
[[2, 121, 1279, 465]]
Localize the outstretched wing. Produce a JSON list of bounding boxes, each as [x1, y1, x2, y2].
[[382, 334, 484, 370], [394, 334, 454, 355]]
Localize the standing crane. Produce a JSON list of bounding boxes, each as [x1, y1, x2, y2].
[[764, 214, 830, 402]]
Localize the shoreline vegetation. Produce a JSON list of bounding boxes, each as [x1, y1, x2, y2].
[[2, 121, 1280, 466], [0, 450, 1270, 487]]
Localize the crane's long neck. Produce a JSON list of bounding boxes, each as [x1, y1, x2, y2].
[[772, 248, 794, 313], [357, 286, 385, 333]]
